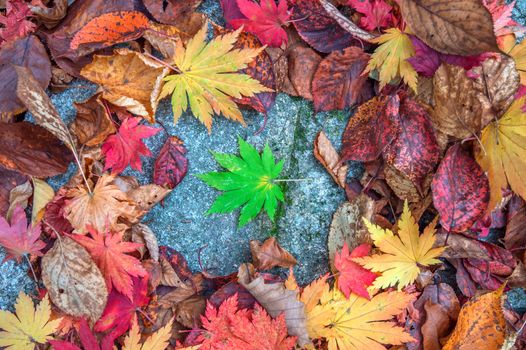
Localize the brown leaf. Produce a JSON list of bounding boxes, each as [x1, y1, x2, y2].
[[434, 232, 491, 260], [175, 294, 206, 328], [159, 256, 187, 288], [70, 94, 117, 147], [385, 164, 431, 203], [0, 166, 28, 217], [126, 184, 171, 219], [131, 223, 159, 262], [507, 262, 526, 289], [41, 236, 108, 324], [288, 46, 321, 100], [80, 48, 170, 123], [238, 263, 310, 347], [421, 301, 453, 350], [30, 0, 68, 29], [143, 0, 202, 25], [0, 122, 72, 177], [505, 196, 526, 262], [250, 237, 297, 270], [313, 131, 348, 188], [0, 35, 51, 119], [6, 181, 32, 220], [400, 0, 498, 55]]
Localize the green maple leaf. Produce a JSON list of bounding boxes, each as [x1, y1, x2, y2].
[[197, 137, 285, 228]]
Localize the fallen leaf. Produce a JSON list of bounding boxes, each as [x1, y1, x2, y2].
[[143, 0, 202, 25], [131, 223, 159, 262], [0, 292, 61, 350], [483, 0, 526, 37], [0, 0, 36, 45], [250, 236, 297, 270], [70, 93, 117, 147], [49, 318, 116, 350], [334, 243, 377, 299], [318, 0, 376, 41], [126, 184, 171, 219], [73, 226, 147, 299], [434, 231, 491, 260], [41, 236, 108, 324], [505, 196, 526, 260], [347, 0, 395, 31], [153, 136, 188, 189], [81, 48, 169, 122], [421, 301, 454, 350], [29, 0, 67, 29], [400, 0, 499, 55], [238, 263, 310, 347], [0, 166, 27, 217], [500, 34, 526, 85], [384, 165, 431, 203], [70, 11, 150, 50], [123, 317, 173, 350], [313, 131, 348, 188], [432, 144, 490, 232], [32, 177, 54, 224], [354, 201, 445, 290], [287, 45, 321, 100], [312, 46, 373, 112], [43, 188, 74, 237], [443, 286, 506, 350], [159, 25, 271, 132], [63, 173, 136, 234], [0, 35, 51, 118], [6, 180, 31, 220]]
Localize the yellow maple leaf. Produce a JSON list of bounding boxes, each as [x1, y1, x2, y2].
[[0, 292, 62, 350], [365, 28, 417, 92], [123, 317, 173, 350], [500, 34, 526, 85], [476, 96, 526, 211], [304, 285, 414, 350], [354, 201, 445, 290], [159, 24, 273, 132]]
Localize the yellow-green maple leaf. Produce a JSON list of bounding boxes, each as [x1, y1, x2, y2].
[[476, 96, 526, 212], [123, 317, 173, 350], [365, 28, 417, 92], [159, 24, 272, 132], [500, 34, 526, 85], [304, 284, 414, 350], [354, 201, 445, 290], [0, 292, 61, 350]]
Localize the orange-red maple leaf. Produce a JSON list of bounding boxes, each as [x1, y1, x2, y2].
[[72, 226, 147, 299], [102, 117, 160, 174], [198, 294, 296, 350], [334, 242, 377, 299], [0, 205, 45, 263], [229, 0, 290, 47]]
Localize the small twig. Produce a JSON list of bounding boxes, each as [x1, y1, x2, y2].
[[254, 113, 268, 135], [24, 254, 39, 285]]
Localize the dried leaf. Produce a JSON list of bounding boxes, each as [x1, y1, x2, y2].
[[153, 136, 188, 189], [131, 223, 159, 262], [287, 46, 321, 100], [434, 232, 491, 260], [505, 196, 526, 260], [81, 48, 169, 122], [313, 131, 348, 188], [385, 165, 431, 203], [400, 0, 499, 55], [421, 301, 453, 350], [0, 166, 28, 218], [29, 0, 67, 28], [250, 237, 297, 270], [31, 177, 54, 224], [6, 180, 31, 220], [71, 93, 117, 147], [126, 184, 171, 217], [143, 0, 202, 25], [41, 236, 108, 324]]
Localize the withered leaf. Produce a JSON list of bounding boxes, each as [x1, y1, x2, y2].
[[385, 165, 431, 203], [0, 166, 28, 218], [131, 223, 159, 262], [505, 196, 526, 261], [81, 48, 170, 123], [421, 301, 452, 350], [312, 46, 373, 112], [0, 35, 51, 119], [400, 0, 499, 56], [250, 237, 297, 270], [153, 136, 188, 190], [313, 131, 348, 188], [70, 94, 117, 147], [288, 46, 321, 100], [6, 181, 32, 221], [41, 236, 108, 324], [0, 122, 72, 177], [434, 231, 491, 261], [143, 0, 202, 25], [126, 184, 171, 219], [30, 0, 68, 29]]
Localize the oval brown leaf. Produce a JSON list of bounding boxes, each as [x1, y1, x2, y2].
[[400, 0, 498, 56], [41, 236, 108, 324]]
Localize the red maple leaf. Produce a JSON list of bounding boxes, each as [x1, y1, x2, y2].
[[198, 294, 296, 350], [72, 226, 147, 299], [229, 0, 290, 47], [334, 242, 377, 299], [49, 318, 117, 350], [95, 276, 150, 337], [347, 0, 394, 31], [0, 205, 46, 263], [0, 0, 37, 45], [101, 117, 160, 174]]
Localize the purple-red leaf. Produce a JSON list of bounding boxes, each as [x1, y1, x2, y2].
[[153, 136, 189, 189]]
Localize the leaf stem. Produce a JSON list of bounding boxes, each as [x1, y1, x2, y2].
[[274, 178, 313, 182], [24, 254, 39, 285], [143, 52, 181, 73]]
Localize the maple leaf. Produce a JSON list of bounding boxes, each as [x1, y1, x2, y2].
[[95, 276, 150, 337], [49, 318, 116, 350], [123, 317, 173, 350], [102, 117, 160, 174], [0, 0, 36, 45], [63, 173, 136, 234], [159, 24, 272, 132], [483, 0, 526, 38], [365, 28, 417, 92], [334, 243, 377, 299], [198, 294, 296, 350], [197, 137, 284, 228], [500, 34, 526, 85], [354, 201, 445, 290], [229, 0, 290, 47], [72, 226, 147, 300], [347, 0, 394, 31], [0, 205, 45, 262], [0, 292, 61, 350], [305, 286, 414, 350], [476, 96, 526, 212]]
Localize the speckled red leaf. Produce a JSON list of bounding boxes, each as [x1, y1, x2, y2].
[[70, 11, 150, 50], [312, 46, 373, 112], [289, 0, 357, 53], [383, 95, 440, 193], [143, 0, 202, 24], [341, 95, 400, 162], [153, 136, 188, 189], [431, 144, 489, 233], [159, 246, 194, 283]]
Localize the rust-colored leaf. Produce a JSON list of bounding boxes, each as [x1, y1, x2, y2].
[[153, 136, 188, 190], [143, 0, 202, 25], [250, 237, 297, 270], [71, 93, 117, 147], [0, 167, 27, 218]]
